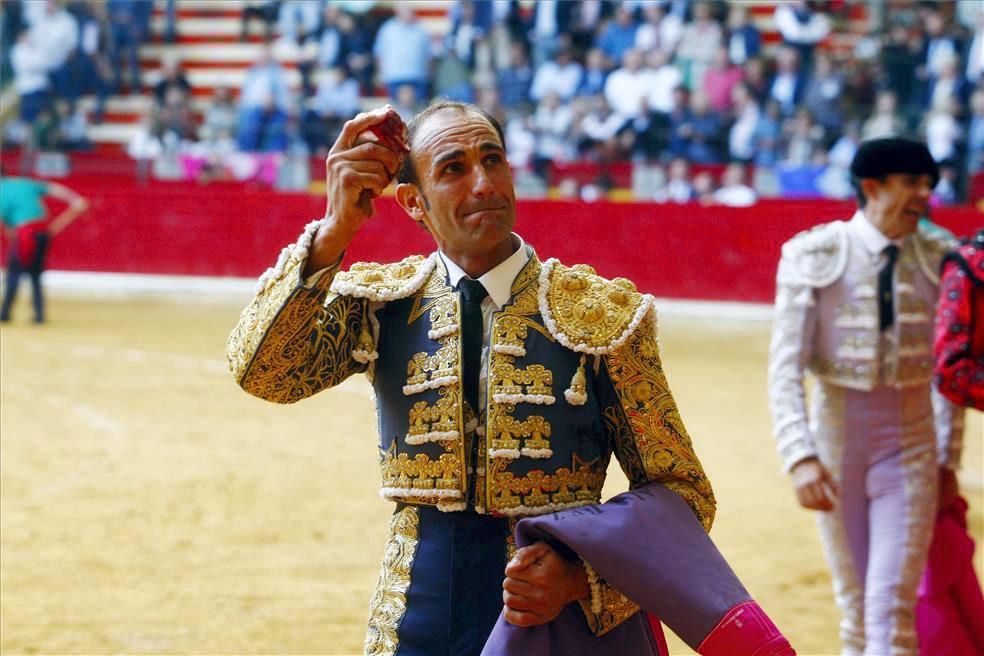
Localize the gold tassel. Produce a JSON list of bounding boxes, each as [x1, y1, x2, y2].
[[353, 322, 378, 363], [564, 355, 588, 406]]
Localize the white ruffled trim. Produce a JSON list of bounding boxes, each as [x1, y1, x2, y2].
[[835, 347, 877, 360], [330, 252, 437, 301], [834, 316, 879, 329], [492, 393, 555, 405], [520, 447, 553, 459], [489, 448, 521, 460], [256, 217, 328, 293], [896, 282, 916, 294], [564, 389, 587, 405], [428, 324, 458, 340], [405, 430, 460, 445], [380, 487, 462, 500], [493, 344, 526, 357], [352, 349, 379, 364], [437, 500, 468, 512], [403, 375, 459, 395], [583, 560, 603, 615], [854, 284, 876, 298], [537, 258, 655, 355], [493, 499, 600, 518]]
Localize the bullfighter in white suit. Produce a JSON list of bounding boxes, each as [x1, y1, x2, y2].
[[768, 138, 964, 656]]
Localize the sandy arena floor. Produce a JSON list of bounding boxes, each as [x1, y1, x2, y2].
[[1, 293, 981, 656]]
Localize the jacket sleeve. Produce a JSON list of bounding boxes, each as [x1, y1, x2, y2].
[[768, 277, 819, 473], [226, 228, 371, 404], [577, 311, 716, 636]]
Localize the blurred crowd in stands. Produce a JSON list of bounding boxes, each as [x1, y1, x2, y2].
[[2, 0, 983, 203]]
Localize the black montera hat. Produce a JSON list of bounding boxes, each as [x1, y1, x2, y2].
[[850, 138, 939, 187]]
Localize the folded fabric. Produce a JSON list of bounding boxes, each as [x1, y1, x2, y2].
[[481, 482, 794, 655], [916, 496, 984, 656]]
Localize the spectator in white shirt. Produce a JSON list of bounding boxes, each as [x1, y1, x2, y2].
[[303, 66, 361, 155], [661, 156, 694, 203], [861, 90, 906, 141], [675, 1, 722, 91], [10, 26, 49, 124], [530, 47, 583, 103], [644, 48, 683, 115], [635, 2, 682, 57], [728, 82, 760, 163], [964, 6, 983, 86], [278, 0, 322, 46], [924, 96, 963, 164], [604, 48, 652, 124], [532, 90, 575, 164], [773, 0, 830, 70], [713, 162, 757, 206], [29, 0, 78, 101]]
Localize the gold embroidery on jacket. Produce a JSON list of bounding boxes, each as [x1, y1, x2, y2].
[[506, 257, 542, 315], [403, 339, 459, 393], [379, 445, 465, 495], [488, 414, 553, 456], [811, 357, 878, 384], [486, 456, 605, 512], [604, 314, 716, 531], [406, 258, 455, 326], [365, 506, 420, 656], [834, 301, 879, 329], [490, 362, 555, 399], [545, 264, 644, 350], [586, 584, 640, 637], [231, 258, 370, 403], [406, 390, 460, 443], [506, 518, 519, 561]]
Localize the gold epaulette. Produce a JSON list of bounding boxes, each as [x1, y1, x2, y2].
[[538, 259, 653, 355], [913, 223, 956, 285], [777, 220, 849, 288], [329, 253, 437, 302]]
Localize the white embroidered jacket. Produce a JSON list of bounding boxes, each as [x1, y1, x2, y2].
[[768, 214, 964, 472]]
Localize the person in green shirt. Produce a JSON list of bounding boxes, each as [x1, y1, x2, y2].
[[0, 175, 89, 323]]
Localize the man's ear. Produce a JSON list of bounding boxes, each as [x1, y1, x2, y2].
[[860, 178, 880, 204], [396, 182, 428, 226]]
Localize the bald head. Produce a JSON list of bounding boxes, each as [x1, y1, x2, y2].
[[397, 102, 506, 186]]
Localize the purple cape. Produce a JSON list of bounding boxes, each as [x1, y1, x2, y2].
[[481, 483, 751, 655]]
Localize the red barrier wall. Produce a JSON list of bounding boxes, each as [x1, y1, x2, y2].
[[5, 177, 981, 303]]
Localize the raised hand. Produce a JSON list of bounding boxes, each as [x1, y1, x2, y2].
[[304, 105, 408, 274]]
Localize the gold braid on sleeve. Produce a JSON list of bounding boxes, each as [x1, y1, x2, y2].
[[577, 559, 641, 636], [603, 313, 717, 531], [226, 256, 368, 403]]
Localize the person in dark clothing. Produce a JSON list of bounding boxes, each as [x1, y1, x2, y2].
[[0, 176, 89, 324]]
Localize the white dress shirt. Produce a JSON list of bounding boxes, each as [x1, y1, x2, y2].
[[440, 234, 533, 415]]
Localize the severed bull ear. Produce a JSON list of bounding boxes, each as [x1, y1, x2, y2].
[[354, 111, 409, 155]]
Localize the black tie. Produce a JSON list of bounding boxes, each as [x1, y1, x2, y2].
[[458, 278, 488, 413], [878, 244, 900, 331]]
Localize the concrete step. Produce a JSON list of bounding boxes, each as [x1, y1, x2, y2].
[[88, 122, 141, 144], [150, 13, 452, 39], [140, 42, 272, 62], [142, 66, 304, 90]]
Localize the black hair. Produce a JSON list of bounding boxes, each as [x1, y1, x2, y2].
[[396, 101, 506, 186], [851, 175, 886, 208]]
